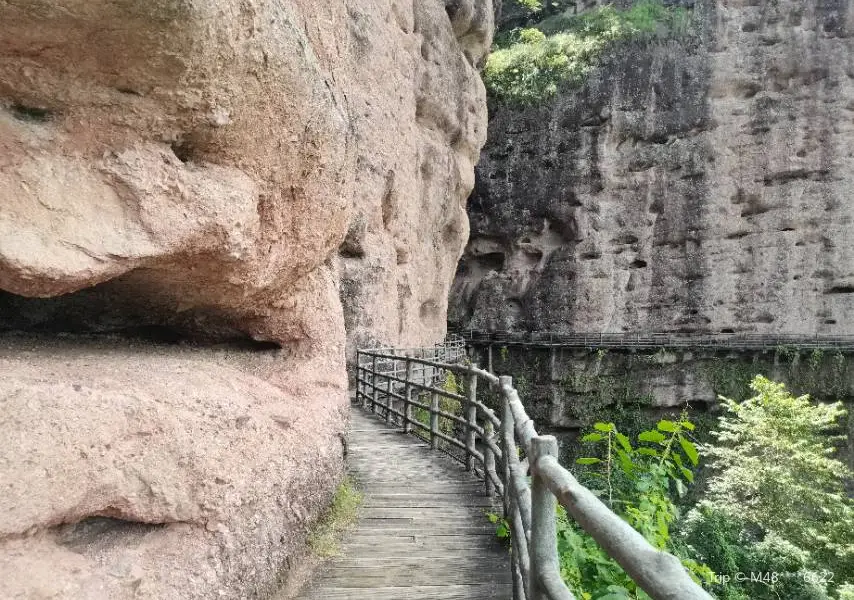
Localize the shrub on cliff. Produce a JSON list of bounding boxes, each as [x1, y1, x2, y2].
[[484, 0, 690, 105], [556, 418, 715, 598]]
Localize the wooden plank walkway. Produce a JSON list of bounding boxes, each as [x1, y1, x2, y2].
[[298, 408, 512, 600]]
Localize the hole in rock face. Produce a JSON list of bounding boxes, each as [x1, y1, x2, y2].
[[0, 280, 280, 350], [419, 299, 441, 321], [827, 285, 854, 294], [10, 103, 52, 122], [116, 87, 142, 96], [474, 252, 506, 272], [338, 241, 365, 260], [55, 517, 166, 554], [170, 139, 194, 163]]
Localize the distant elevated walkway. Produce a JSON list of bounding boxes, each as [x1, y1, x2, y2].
[[456, 329, 854, 351]]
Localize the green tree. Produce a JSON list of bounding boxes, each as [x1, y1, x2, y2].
[[485, 1, 690, 105], [704, 376, 854, 589], [515, 0, 542, 11]]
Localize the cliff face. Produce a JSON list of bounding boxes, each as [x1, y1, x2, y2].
[[338, 0, 493, 354], [0, 0, 491, 351], [0, 1, 492, 598], [452, 0, 854, 335]]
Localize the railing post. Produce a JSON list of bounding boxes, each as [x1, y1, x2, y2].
[[465, 370, 478, 471], [530, 436, 560, 600], [355, 351, 362, 407], [385, 371, 394, 424], [500, 377, 526, 600], [403, 356, 413, 434], [371, 354, 378, 414], [500, 376, 514, 518], [484, 420, 495, 496], [430, 391, 440, 450]]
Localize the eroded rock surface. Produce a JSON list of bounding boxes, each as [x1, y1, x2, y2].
[[338, 0, 492, 354], [452, 0, 854, 335], [0, 0, 492, 597], [0, 337, 346, 600]]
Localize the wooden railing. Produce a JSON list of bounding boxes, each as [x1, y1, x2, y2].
[[456, 329, 854, 351], [356, 347, 503, 484], [355, 347, 713, 600]]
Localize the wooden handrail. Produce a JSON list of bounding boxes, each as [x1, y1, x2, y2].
[[356, 344, 713, 600]]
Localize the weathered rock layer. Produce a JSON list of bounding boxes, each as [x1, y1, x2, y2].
[[0, 0, 492, 598], [452, 0, 854, 335]]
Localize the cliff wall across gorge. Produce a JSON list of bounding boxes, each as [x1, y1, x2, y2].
[[0, 1, 492, 598], [452, 0, 854, 335]]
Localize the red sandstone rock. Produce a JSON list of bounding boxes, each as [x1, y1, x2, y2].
[[0, 0, 492, 597]]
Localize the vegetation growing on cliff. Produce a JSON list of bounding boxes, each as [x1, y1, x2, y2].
[[514, 0, 544, 10], [413, 371, 463, 439], [485, 1, 691, 105]]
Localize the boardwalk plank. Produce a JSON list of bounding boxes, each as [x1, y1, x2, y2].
[[296, 408, 511, 600]]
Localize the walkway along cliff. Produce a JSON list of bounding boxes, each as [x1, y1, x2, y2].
[[331, 343, 713, 600]]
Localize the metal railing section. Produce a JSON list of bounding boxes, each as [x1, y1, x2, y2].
[[456, 329, 854, 351]]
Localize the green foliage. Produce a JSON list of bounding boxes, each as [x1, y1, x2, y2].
[[412, 370, 462, 439], [561, 369, 644, 416], [775, 344, 800, 363], [809, 348, 825, 371], [701, 348, 851, 402], [700, 356, 755, 402], [578, 417, 699, 538], [486, 510, 511, 540], [484, 1, 691, 105], [704, 376, 854, 582], [678, 504, 834, 600], [515, 373, 533, 399], [515, 0, 543, 11], [307, 477, 363, 557], [412, 392, 461, 438], [556, 416, 711, 598], [535, 0, 690, 36], [443, 370, 461, 395], [692, 376, 854, 596]]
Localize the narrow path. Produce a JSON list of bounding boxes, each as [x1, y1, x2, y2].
[[298, 409, 512, 600]]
